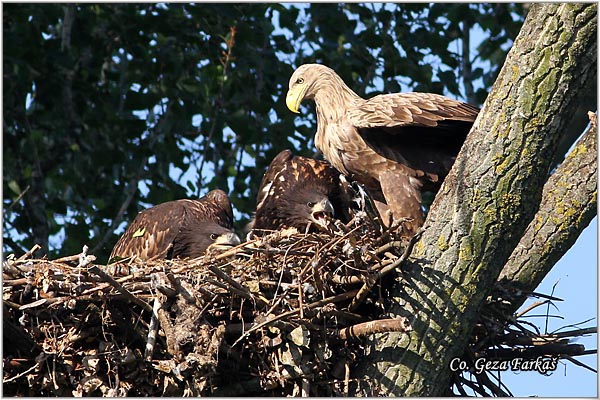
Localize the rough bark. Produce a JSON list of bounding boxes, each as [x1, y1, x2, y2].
[[498, 114, 597, 310], [355, 3, 597, 396]]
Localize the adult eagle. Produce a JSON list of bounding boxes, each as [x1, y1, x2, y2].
[[248, 149, 354, 235], [109, 189, 240, 261], [286, 63, 479, 235]]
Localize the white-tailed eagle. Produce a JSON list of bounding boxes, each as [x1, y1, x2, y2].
[[110, 189, 240, 261], [286, 63, 479, 235]]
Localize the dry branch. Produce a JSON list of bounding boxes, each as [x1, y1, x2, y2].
[[338, 317, 412, 340]]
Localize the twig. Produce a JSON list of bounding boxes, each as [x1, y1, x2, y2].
[[88, 265, 152, 312], [77, 245, 96, 268], [527, 291, 563, 302], [301, 378, 310, 397], [197, 26, 237, 188], [477, 370, 510, 397], [348, 231, 420, 311], [564, 355, 597, 373], [486, 343, 585, 360], [504, 327, 597, 346], [564, 356, 598, 374], [5, 184, 30, 214], [231, 289, 360, 348], [52, 254, 82, 263], [347, 274, 378, 313], [203, 277, 256, 303], [246, 246, 316, 257], [3, 359, 43, 383], [338, 317, 412, 340], [515, 300, 551, 318], [3, 278, 29, 286], [326, 272, 363, 285], [549, 318, 596, 335], [548, 327, 596, 338], [208, 263, 269, 306], [207, 264, 245, 292], [16, 244, 41, 262], [166, 272, 196, 305], [453, 373, 469, 396], [169, 240, 257, 274], [298, 268, 305, 320], [156, 300, 180, 358], [377, 229, 421, 276], [344, 356, 350, 396], [375, 240, 405, 256], [145, 297, 161, 361]]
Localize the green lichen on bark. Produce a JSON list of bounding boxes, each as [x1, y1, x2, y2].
[[498, 118, 597, 308]]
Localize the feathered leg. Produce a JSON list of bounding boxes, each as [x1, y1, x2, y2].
[[379, 170, 424, 236]]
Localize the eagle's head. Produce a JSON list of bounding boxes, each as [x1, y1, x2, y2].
[[270, 153, 338, 232], [174, 191, 241, 257], [285, 189, 335, 233], [286, 64, 347, 113], [168, 220, 241, 259], [250, 149, 354, 236], [203, 226, 241, 253]]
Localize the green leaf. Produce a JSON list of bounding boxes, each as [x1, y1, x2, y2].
[[8, 180, 21, 196]]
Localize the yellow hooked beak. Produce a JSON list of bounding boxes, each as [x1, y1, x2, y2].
[[209, 232, 241, 252], [285, 84, 307, 114]]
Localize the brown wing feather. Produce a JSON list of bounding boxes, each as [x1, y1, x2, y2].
[[351, 92, 479, 128], [340, 71, 478, 185], [110, 201, 187, 260], [350, 92, 479, 148], [255, 149, 294, 212], [110, 189, 236, 261]]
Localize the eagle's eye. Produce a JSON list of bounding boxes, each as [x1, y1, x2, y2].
[[307, 201, 315, 208], [296, 77, 304, 84], [210, 233, 219, 241]]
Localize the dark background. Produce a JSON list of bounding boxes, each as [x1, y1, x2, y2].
[[3, 3, 525, 262]]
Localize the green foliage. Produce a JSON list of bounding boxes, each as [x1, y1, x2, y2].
[[3, 3, 525, 262]]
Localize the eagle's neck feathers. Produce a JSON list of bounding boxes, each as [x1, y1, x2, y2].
[[312, 72, 362, 122], [310, 71, 363, 175]]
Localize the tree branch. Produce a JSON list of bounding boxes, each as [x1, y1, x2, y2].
[[498, 113, 597, 310], [461, 16, 475, 104]]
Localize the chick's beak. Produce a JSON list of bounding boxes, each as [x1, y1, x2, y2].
[[310, 198, 335, 226], [209, 232, 241, 251]]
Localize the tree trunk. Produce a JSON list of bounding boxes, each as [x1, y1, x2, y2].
[[355, 3, 597, 396]]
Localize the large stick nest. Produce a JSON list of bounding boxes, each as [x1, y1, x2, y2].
[[3, 211, 416, 396], [3, 212, 595, 396]]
